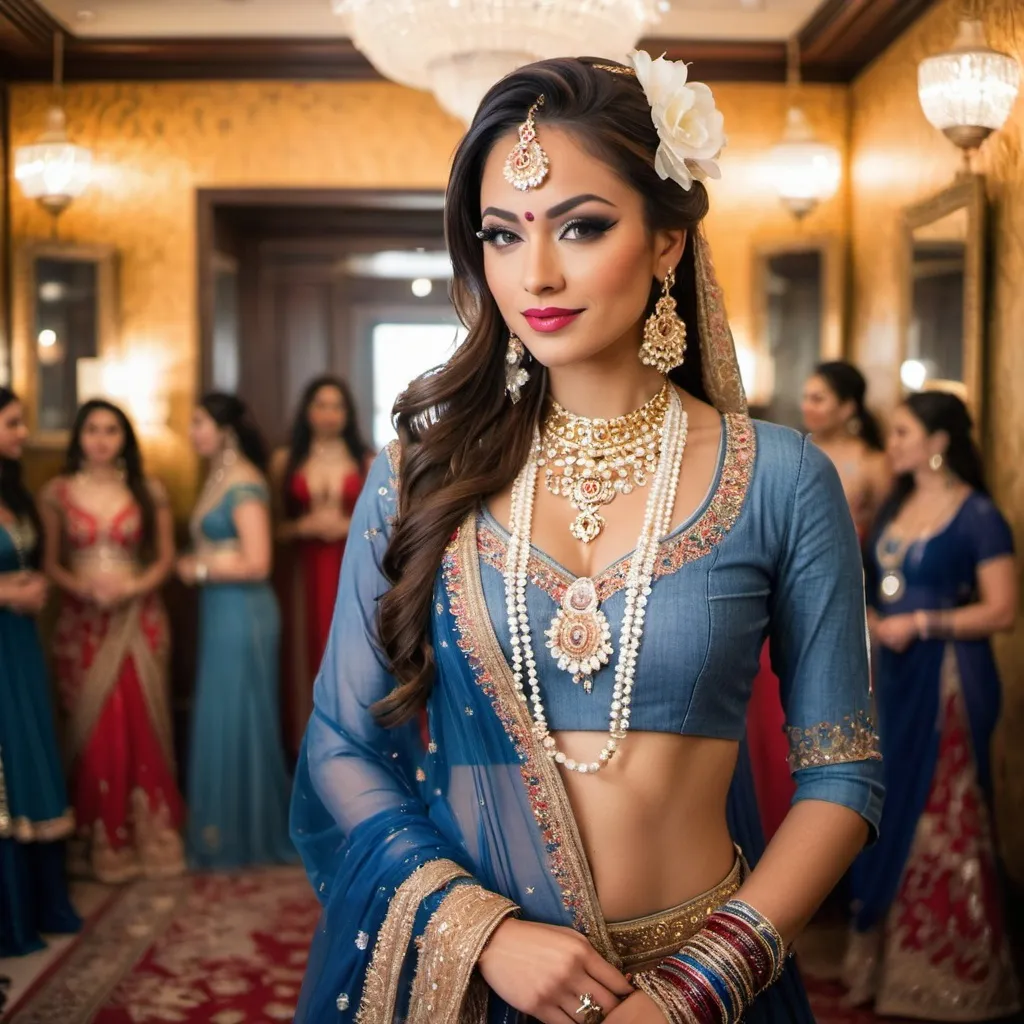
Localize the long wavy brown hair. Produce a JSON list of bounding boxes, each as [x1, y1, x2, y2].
[[375, 56, 714, 726]]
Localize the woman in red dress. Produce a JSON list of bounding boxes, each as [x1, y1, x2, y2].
[[272, 376, 371, 757], [40, 400, 184, 883]]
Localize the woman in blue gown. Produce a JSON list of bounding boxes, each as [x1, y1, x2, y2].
[[845, 391, 1020, 1020], [0, 386, 80, 956], [291, 55, 884, 1023], [178, 393, 294, 869]]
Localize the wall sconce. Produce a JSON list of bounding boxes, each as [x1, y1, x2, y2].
[[918, 15, 1020, 155], [768, 37, 842, 220], [76, 354, 170, 432]]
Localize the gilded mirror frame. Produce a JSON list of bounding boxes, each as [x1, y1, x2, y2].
[[898, 173, 986, 431], [12, 241, 119, 449]]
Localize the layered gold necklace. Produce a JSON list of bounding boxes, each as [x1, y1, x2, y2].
[[537, 382, 671, 544]]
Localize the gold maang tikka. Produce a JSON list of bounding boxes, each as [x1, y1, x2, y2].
[[503, 96, 549, 191]]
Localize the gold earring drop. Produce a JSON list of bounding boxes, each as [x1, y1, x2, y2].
[[505, 332, 530, 403], [640, 267, 687, 375], [929, 453, 944, 472]]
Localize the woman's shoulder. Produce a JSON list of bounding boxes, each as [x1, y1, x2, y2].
[[363, 440, 401, 493], [224, 463, 269, 500], [749, 420, 844, 505], [749, 419, 808, 475], [959, 489, 1009, 529], [39, 474, 70, 507]]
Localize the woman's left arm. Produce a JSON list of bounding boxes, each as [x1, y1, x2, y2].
[[739, 437, 883, 942]]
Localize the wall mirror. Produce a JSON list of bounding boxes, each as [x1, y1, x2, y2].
[[752, 237, 844, 429], [14, 242, 118, 443], [899, 173, 985, 425]]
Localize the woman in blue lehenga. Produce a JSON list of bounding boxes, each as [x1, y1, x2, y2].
[[0, 387, 80, 956], [291, 55, 884, 1023], [845, 391, 1020, 1020], [178, 393, 294, 868]]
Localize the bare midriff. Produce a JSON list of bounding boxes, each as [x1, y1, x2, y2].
[[557, 730, 740, 922], [69, 548, 138, 585]]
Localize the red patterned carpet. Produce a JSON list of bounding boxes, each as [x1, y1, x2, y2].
[[2, 869, 959, 1024], [4, 868, 319, 1024]]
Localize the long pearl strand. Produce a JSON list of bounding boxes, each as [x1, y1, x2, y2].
[[505, 388, 687, 775]]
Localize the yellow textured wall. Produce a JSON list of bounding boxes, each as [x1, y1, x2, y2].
[[849, 0, 1024, 880], [6, 77, 848, 508]]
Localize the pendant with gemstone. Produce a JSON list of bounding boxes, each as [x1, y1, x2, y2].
[[544, 577, 613, 692]]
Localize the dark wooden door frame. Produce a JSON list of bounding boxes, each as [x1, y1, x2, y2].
[[195, 187, 446, 399]]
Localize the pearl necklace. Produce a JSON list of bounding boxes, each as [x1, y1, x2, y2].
[[505, 387, 687, 774]]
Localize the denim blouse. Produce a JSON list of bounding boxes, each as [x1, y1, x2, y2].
[[472, 415, 884, 835]]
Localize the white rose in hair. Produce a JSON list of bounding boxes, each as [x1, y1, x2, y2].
[[628, 49, 727, 191]]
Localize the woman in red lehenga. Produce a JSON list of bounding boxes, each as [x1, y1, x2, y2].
[[747, 362, 890, 841], [40, 400, 184, 883], [272, 376, 371, 758]]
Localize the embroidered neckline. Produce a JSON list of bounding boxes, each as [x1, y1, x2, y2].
[[478, 413, 756, 603]]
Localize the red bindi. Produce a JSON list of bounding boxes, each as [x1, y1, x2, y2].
[[524, 211, 535, 222]]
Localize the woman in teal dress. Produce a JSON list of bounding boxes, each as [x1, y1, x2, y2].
[[178, 393, 294, 868], [0, 386, 80, 956]]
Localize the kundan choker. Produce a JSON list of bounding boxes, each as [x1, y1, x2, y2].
[[538, 382, 671, 545], [504, 387, 687, 773]]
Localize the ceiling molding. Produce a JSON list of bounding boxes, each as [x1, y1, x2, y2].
[[0, 0, 61, 50], [0, 0, 941, 85], [799, 0, 941, 79]]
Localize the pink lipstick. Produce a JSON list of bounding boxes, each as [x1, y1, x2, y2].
[[522, 307, 585, 333]]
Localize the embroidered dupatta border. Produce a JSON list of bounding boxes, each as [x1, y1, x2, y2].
[[356, 858, 469, 1024], [408, 884, 519, 1024], [442, 520, 616, 961]]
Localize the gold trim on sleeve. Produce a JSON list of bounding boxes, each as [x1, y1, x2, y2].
[[786, 710, 882, 771], [407, 883, 519, 1024], [356, 858, 469, 1024]]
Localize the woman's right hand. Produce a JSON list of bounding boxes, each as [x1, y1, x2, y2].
[[478, 917, 633, 1023]]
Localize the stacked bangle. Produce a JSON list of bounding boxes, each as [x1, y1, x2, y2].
[[637, 899, 787, 1023]]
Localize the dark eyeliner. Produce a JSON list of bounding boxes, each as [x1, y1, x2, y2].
[[559, 215, 616, 240]]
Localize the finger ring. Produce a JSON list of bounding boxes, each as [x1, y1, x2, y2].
[[575, 992, 604, 1021]]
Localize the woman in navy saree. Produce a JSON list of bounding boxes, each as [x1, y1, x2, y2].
[[846, 391, 1020, 1020], [292, 55, 884, 1024]]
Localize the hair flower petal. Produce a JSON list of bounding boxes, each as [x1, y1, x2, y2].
[[628, 49, 727, 191]]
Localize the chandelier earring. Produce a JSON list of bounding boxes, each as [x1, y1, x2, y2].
[[640, 266, 687, 375], [505, 332, 530, 403]]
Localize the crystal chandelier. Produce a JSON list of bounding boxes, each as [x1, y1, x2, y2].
[[918, 17, 1020, 152], [333, 0, 666, 124], [767, 38, 841, 220], [14, 33, 92, 220]]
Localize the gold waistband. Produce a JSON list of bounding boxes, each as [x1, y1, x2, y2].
[[607, 858, 743, 971]]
